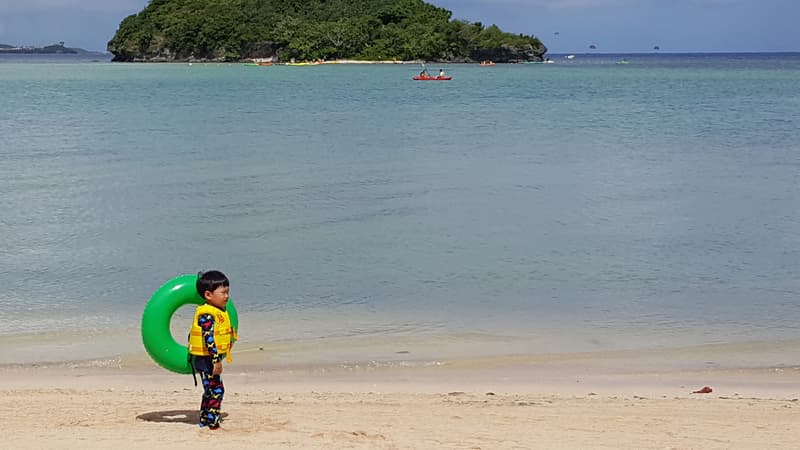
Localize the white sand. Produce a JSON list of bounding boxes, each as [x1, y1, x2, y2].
[[6, 347, 800, 449]]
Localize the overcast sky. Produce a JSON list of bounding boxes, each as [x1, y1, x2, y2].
[[0, 0, 797, 53]]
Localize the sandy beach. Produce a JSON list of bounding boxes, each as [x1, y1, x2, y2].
[[6, 346, 800, 449]]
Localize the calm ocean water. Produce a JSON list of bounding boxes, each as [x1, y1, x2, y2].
[[2, 53, 799, 364]]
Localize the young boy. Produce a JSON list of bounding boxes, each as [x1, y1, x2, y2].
[[189, 270, 236, 429]]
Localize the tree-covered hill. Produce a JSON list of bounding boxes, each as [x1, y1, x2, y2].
[[0, 43, 89, 54], [107, 0, 547, 62]]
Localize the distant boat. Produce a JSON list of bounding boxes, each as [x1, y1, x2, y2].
[[246, 57, 273, 66], [616, 59, 629, 65], [479, 60, 496, 66], [565, 54, 575, 60], [413, 75, 451, 81]]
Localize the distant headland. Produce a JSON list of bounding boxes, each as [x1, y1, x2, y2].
[[107, 0, 547, 63], [0, 42, 99, 54]]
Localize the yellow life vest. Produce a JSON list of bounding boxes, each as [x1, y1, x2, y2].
[[188, 304, 237, 362]]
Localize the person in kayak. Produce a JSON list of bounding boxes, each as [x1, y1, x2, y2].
[[419, 68, 429, 78], [438, 68, 446, 78]]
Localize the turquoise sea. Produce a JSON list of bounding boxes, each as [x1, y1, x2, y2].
[[2, 53, 799, 367]]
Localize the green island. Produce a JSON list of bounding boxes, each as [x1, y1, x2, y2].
[[107, 0, 547, 63], [0, 42, 89, 54]]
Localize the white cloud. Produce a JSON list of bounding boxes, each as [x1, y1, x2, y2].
[[451, 0, 622, 5], [457, 0, 741, 7], [448, 0, 622, 5], [0, 0, 146, 14]]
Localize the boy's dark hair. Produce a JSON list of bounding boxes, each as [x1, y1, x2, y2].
[[196, 270, 229, 297]]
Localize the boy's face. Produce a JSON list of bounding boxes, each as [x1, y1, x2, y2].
[[204, 285, 229, 310]]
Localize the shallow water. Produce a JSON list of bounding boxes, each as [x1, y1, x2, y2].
[[2, 53, 799, 364]]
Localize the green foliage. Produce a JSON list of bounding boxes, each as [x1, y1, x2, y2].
[[107, 0, 546, 62]]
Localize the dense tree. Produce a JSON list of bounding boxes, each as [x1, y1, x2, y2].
[[107, 0, 547, 62]]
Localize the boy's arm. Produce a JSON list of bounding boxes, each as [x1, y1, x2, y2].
[[197, 313, 221, 364]]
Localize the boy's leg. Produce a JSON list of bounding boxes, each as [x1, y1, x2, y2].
[[200, 373, 224, 428], [194, 357, 224, 428]]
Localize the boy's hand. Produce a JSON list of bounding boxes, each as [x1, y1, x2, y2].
[[212, 361, 223, 376]]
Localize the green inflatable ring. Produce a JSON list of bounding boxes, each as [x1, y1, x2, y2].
[[142, 274, 239, 374]]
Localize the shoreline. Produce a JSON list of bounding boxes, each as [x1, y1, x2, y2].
[[7, 318, 800, 369], [7, 338, 800, 395], [6, 356, 800, 398]]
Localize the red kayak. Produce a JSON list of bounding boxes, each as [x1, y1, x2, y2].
[[413, 76, 452, 81]]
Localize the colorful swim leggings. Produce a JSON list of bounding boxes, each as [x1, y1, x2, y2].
[[200, 371, 224, 428]]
